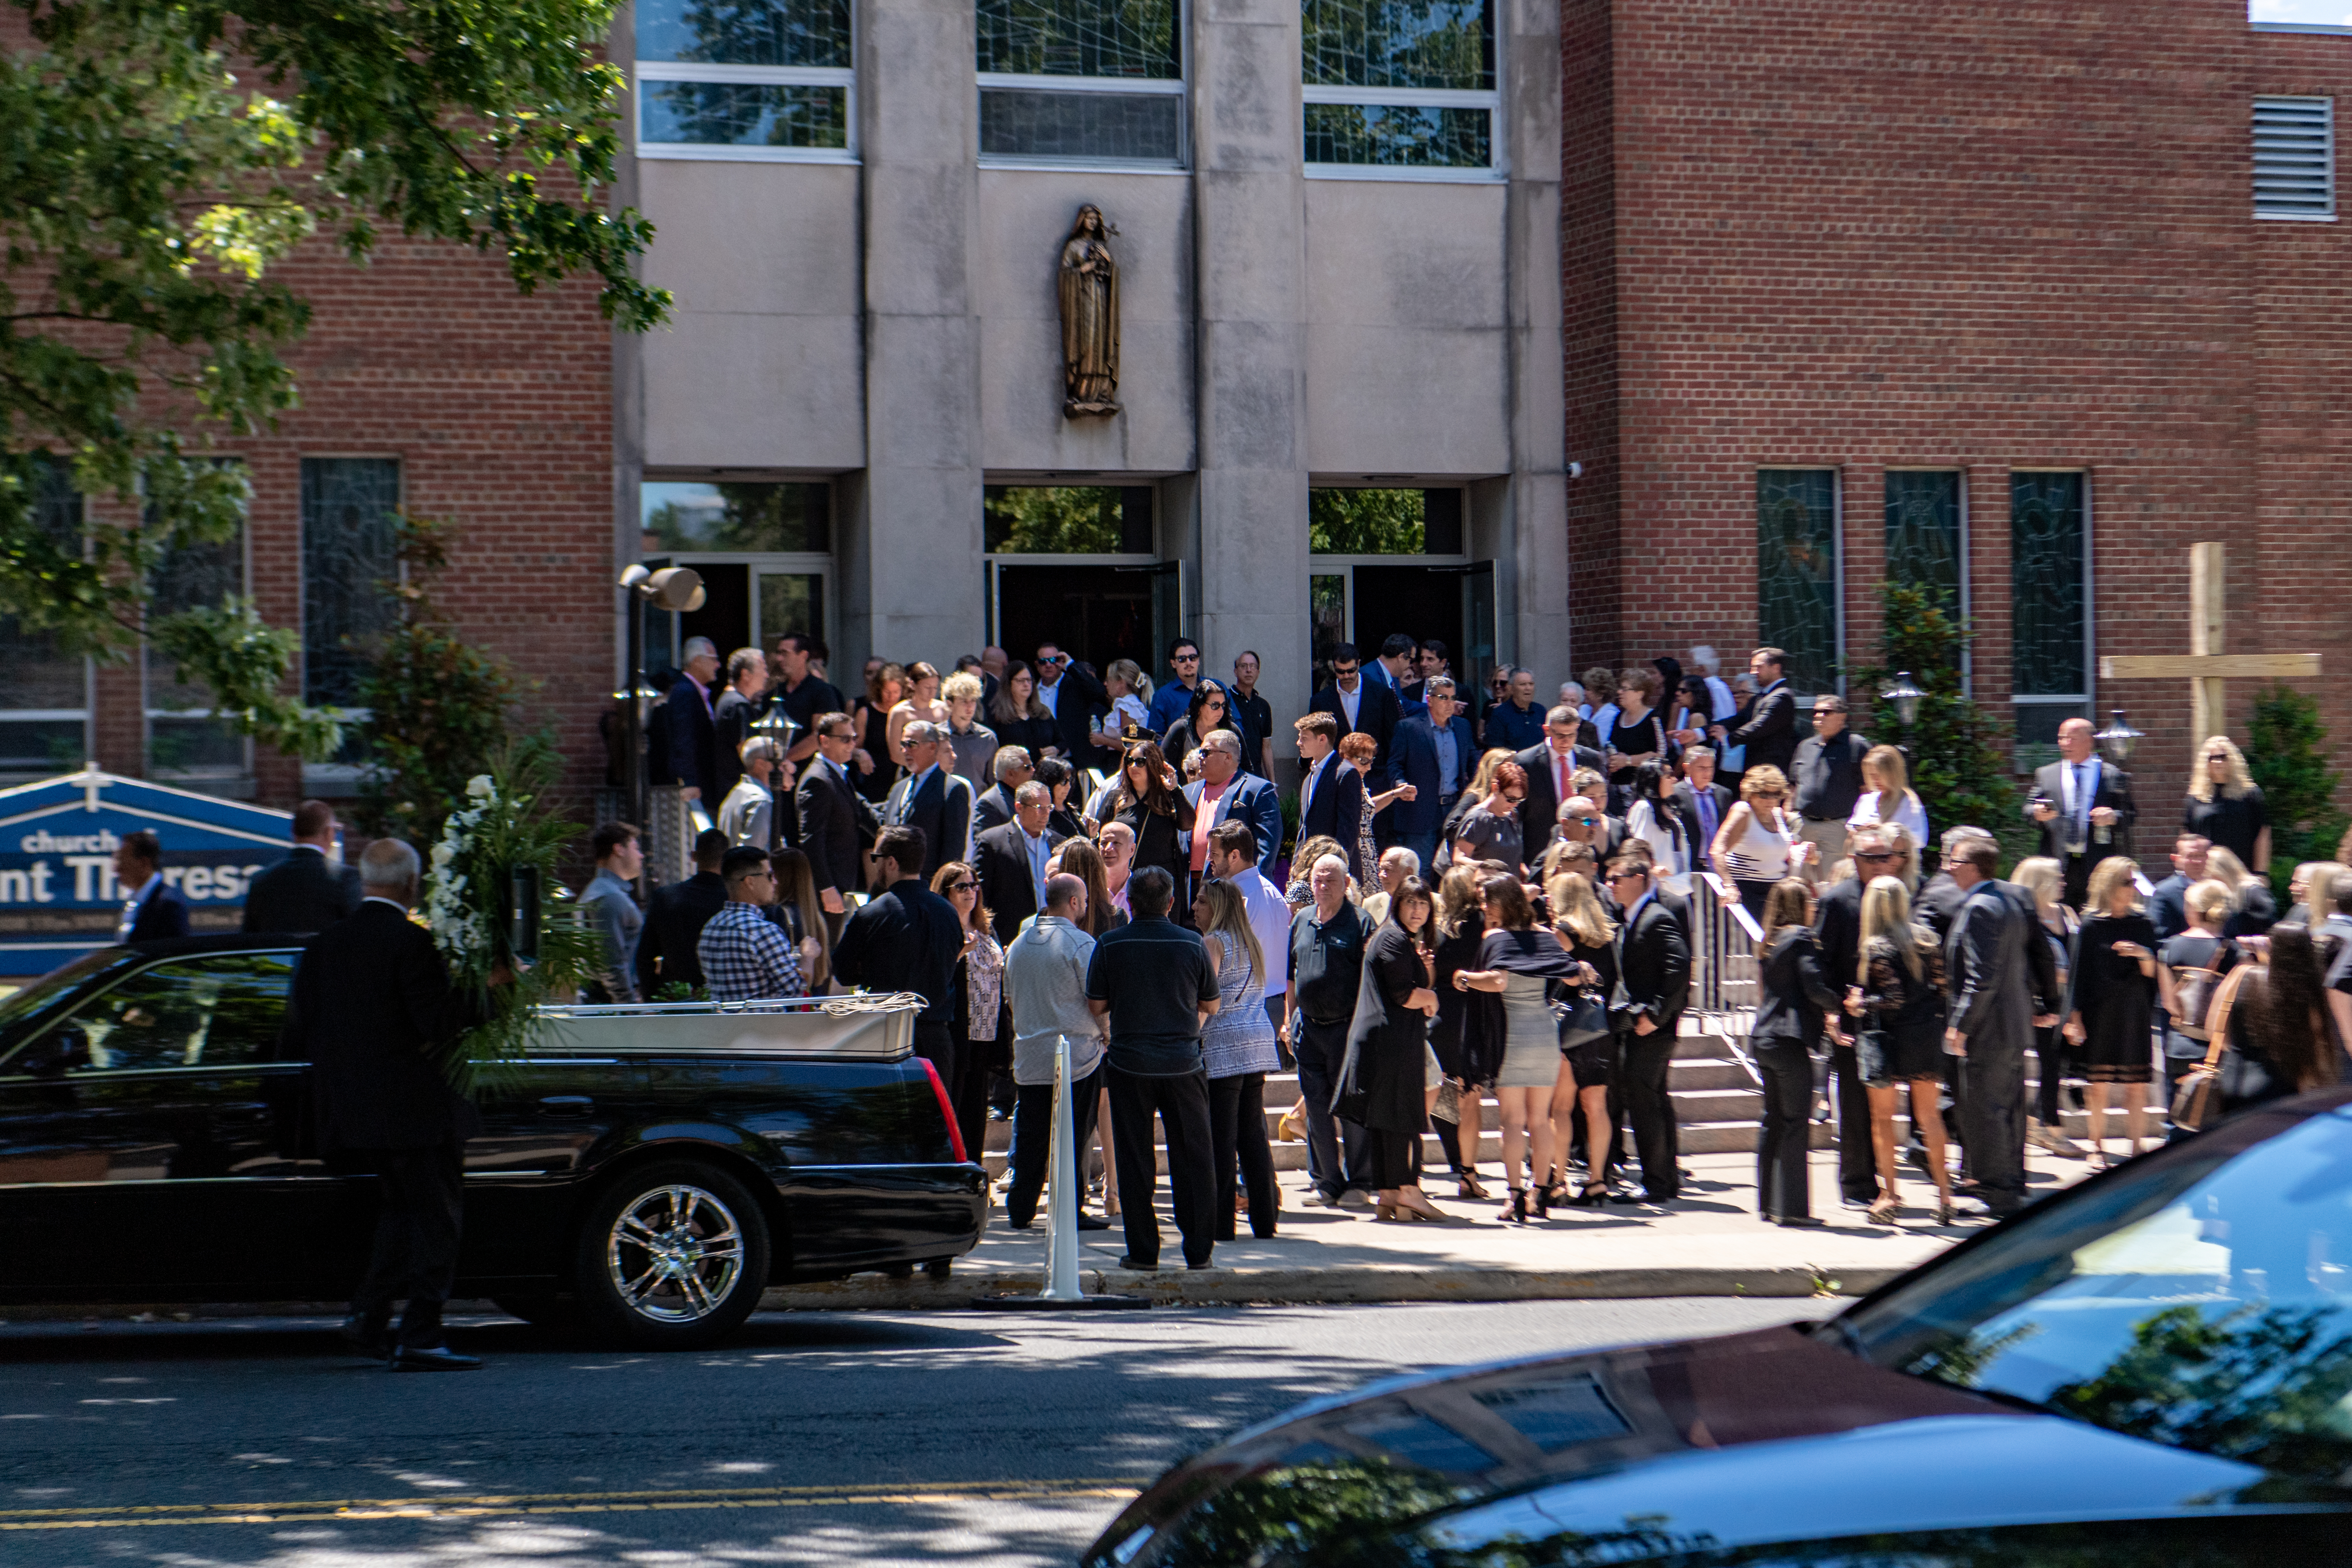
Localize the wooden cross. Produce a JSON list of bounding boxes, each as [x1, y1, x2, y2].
[[2097, 542, 2322, 746]]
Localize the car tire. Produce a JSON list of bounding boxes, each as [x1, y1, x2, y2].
[[572, 1161, 771, 1350]]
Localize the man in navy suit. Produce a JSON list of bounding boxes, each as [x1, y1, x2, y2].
[[1387, 676, 1474, 872], [1514, 705, 1607, 865], [1180, 730, 1283, 893], [1308, 643, 1403, 787], [1293, 711, 1364, 852], [882, 721, 972, 879], [114, 830, 190, 943], [667, 637, 722, 804]]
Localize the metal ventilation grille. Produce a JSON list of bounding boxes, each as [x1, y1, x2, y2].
[[2254, 96, 2335, 220]]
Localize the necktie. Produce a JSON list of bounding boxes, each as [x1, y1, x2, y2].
[[1556, 751, 1570, 804]]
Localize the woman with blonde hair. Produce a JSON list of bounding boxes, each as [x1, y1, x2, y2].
[[1712, 763, 1811, 920], [886, 660, 951, 770], [2062, 857, 2167, 1167], [1843, 875, 1955, 1224], [1544, 872, 1620, 1207], [1450, 876, 1588, 1222], [2183, 735, 2269, 872], [1193, 878, 1283, 1238], [1284, 833, 1354, 909], [2010, 855, 2082, 1155], [1093, 658, 1153, 754], [1752, 877, 1834, 1225], [2205, 844, 2278, 938], [1437, 748, 1519, 852], [2288, 861, 2345, 931], [1845, 743, 1929, 850]]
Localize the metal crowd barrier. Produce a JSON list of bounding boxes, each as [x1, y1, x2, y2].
[[1689, 872, 1765, 1085]]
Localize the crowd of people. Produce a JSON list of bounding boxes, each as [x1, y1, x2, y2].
[[564, 626, 2352, 1259]]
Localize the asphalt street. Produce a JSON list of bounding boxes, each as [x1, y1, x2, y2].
[[0, 1298, 1836, 1568]]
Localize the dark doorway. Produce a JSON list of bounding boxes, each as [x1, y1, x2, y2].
[[677, 563, 752, 664], [995, 564, 1155, 678], [1353, 564, 1463, 671]]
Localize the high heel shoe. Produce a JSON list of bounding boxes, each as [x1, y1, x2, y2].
[[1396, 1192, 1448, 1222], [1533, 1181, 1569, 1218], [1456, 1172, 1490, 1201], [1571, 1182, 1609, 1208], [1935, 1197, 1957, 1226], [1866, 1194, 1900, 1225], [1500, 1188, 1529, 1225]]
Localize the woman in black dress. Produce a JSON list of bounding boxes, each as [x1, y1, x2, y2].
[[2219, 924, 2343, 1117], [1599, 667, 1670, 808], [1338, 877, 1446, 1222], [1751, 877, 1835, 1227], [850, 662, 906, 804], [1846, 874, 1954, 1224], [1427, 865, 1494, 1199], [1542, 871, 1619, 1208], [1109, 740, 1185, 892], [1159, 680, 1230, 770], [2063, 858, 2164, 1169], [2182, 735, 2271, 874], [988, 661, 1061, 761]]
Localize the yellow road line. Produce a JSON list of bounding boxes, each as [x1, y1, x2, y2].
[[0, 1479, 1138, 1532]]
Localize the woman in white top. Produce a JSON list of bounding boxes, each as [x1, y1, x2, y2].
[[1845, 743, 1930, 851], [1623, 760, 1692, 892], [1092, 658, 1153, 755], [1711, 764, 1812, 920]]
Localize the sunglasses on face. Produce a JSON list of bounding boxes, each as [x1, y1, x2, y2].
[[949, 879, 978, 892], [1040, 655, 1068, 666], [1172, 653, 1200, 664], [1573, 816, 1599, 826], [1856, 850, 1897, 863]]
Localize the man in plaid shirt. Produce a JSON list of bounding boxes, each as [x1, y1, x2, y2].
[[696, 847, 805, 1002]]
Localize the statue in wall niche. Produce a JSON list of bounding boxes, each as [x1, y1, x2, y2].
[[1058, 204, 1120, 417]]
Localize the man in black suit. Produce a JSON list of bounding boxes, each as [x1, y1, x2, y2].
[[1606, 856, 1689, 1203], [287, 838, 490, 1370], [113, 830, 190, 943], [1945, 837, 2061, 1216], [833, 826, 965, 1087], [667, 637, 723, 805], [710, 648, 772, 805], [795, 712, 868, 931], [1308, 643, 1403, 785], [971, 746, 1035, 838], [635, 830, 729, 998], [1671, 747, 1735, 877], [1293, 712, 1364, 850], [1515, 705, 1607, 863], [975, 783, 1067, 944], [1032, 641, 1109, 763], [882, 721, 971, 879], [1712, 647, 1798, 780], [1813, 826, 1894, 1208], [243, 800, 363, 934], [2023, 715, 2137, 907]]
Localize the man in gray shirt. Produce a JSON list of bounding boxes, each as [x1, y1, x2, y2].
[[579, 823, 643, 1004], [1001, 874, 1111, 1231]]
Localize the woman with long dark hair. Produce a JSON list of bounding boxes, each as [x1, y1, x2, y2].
[[1160, 679, 1230, 770], [850, 662, 905, 803], [988, 661, 1060, 761], [2219, 924, 2343, 1115], [1449, 875, 1589, 1223], [1050, 837, 1120, 936], [1339, 876, 1446, 1222], [1623, 759, 1690, 891], [1110, 740, 1184, 889], [766, 847, 830, 994], [933, 860, 1008, 1168]]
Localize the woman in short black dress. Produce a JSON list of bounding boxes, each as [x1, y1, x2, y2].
[[850, 663, 906, 804], [1847, 874, 1953, 1225], [1109, 740, 1185, 892], [1338, 878, 1446, 1222], [1427, 865, 1494, 1199], [2063, 858, 2163, 1169]]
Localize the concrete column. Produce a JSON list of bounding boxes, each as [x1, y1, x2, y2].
[[852, 0, 984, 667], [1500, 0, 1570, 685], [1192, 0, 1309, 780]]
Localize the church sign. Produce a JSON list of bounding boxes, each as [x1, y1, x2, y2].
[[0, 768, 296, 979]]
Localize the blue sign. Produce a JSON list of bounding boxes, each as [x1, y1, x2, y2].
[[0, 768, 296, 978]]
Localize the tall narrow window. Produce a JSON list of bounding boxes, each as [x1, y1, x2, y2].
[[636, 0, 855, 162], [0, 456, 88, 774], [1756, 469, 1841, 693], [2254, 96, 2335, 221], [1884, 470, 1965, 676], [146, 463, 250, 781], [2010, 472, 2090, 771], [1302, 0, 1497, 177], [300, 459, 401, 713], [978, 0, 1184, 166]]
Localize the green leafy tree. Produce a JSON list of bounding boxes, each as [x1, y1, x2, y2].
[[983, 485, 1128, 553], [1309, 487, 1424, 555], [2247, 685, 2349, 901], [1, 0, 669, 760], [357, 514, 542, 844], [1851, 583, 2020, 856]]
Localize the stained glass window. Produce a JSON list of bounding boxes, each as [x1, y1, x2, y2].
[[300, 458, 400, 710], [0, 455, 88, 772], [636, 0, 854, 160], [147, 464, 249, 777], [1303, 0, 1496, 174], [1757, 469, 1841, 694], [976, 0, 1185, 165], [2011, 472, 2089, 770], [1883, 471, 1962, 611]]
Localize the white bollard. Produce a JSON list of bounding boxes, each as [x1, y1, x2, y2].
[[1041, 1032, 1084, 1302]]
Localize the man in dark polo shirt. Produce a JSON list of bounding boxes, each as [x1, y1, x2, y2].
[[1085, 865, 1223, 1271], [832, 826, 963, 1080], [1281, 851, 1374, 1209]]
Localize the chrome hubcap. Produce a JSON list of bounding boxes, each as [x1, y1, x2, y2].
[[606, 1184, 745, 1322]]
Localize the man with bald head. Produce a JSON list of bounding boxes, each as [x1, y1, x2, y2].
[[1002, 872, 1113, 1231], [1282, 854, 1375, 1208], [2025, 715, 2137, 907]]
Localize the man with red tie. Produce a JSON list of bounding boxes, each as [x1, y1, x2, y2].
[[1513, 705, 1605, 865]]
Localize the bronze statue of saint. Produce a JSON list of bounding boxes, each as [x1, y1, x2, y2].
[[1058, 205, 1119, 417]]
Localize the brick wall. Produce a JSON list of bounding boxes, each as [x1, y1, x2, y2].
[[1565, 0, 2352, 808]]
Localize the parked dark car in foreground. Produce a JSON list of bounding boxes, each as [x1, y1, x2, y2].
[[1087, 1092, 2352, 1566], [0, 935, 985, 1348]]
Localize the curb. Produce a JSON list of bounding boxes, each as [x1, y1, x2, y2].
[[0, 1267, 1904, 1325]]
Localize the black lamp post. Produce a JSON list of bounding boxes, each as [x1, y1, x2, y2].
[[2094, 709, 2144, 768], [1881, 670, 1926, 758], [748, 707, 800, 851], [617, 564, 705, 836]]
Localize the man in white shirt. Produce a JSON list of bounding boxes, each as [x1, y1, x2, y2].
[[1208, 820, 1292, 1036], [1098, 821, 1137, 920]]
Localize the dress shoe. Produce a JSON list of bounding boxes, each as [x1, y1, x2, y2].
[[1302, 1188, 1346, 1209], [390, 1344, 482, 1372], [1185, 1260, 1213, 1271], [337, 1315, 390, 1361], [1077, 1214, 1113, 1231], [1776, 1215, 1826, 1228], [1336, 1190, 1376, 1211], [1116, 1255, 1159, 1271]]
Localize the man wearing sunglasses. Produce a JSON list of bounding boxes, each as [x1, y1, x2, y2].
[[697, 846, 806, 1003], [1033, 641, 1111, 764], [1146, 637, 1204, 736], [1309, 642, 1403, 789]]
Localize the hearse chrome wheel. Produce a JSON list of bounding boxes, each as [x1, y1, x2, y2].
[[605, 1183, 746, 1323]]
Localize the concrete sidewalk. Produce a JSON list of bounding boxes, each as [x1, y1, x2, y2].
[[764, 1140, 2103, 1310]]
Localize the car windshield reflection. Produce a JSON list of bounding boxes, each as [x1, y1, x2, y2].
[[0, 952, 124, 1061], [1840, 1102, 2352, 1481]]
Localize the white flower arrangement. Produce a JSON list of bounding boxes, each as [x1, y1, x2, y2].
[[422, 773, 499, 963]]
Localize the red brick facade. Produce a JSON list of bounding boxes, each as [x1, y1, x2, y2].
[[1564, 0, 2352, 797]]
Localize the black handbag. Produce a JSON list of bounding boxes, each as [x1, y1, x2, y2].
[[1556, 990, 1612, 1050]]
